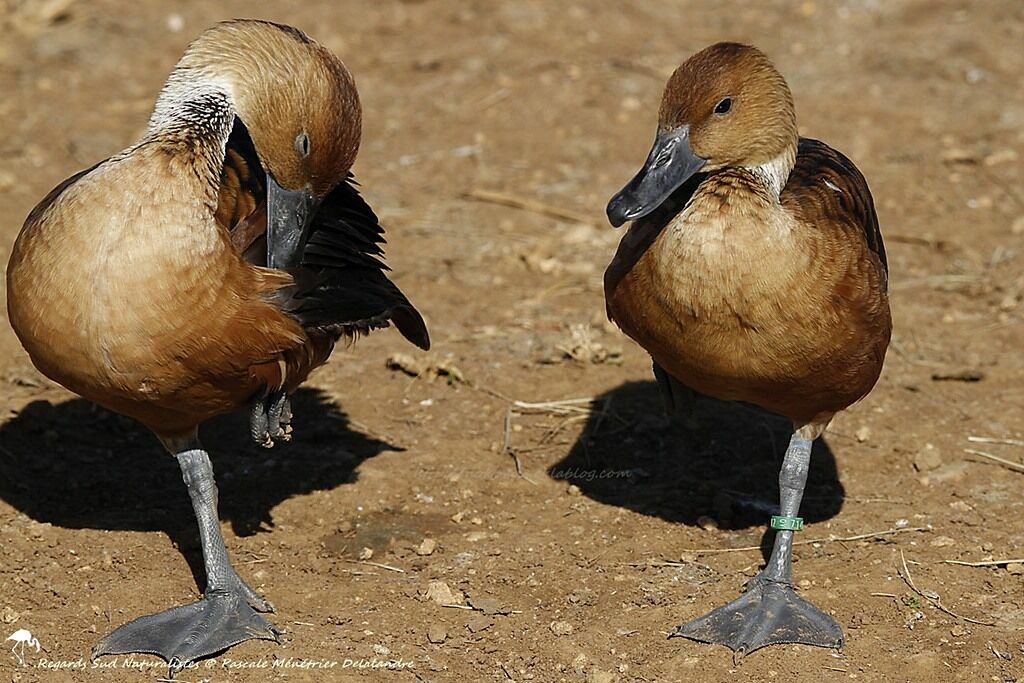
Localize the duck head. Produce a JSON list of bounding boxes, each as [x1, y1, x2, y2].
[[157, 20, 362, 267], [607, 42, 798, 227]]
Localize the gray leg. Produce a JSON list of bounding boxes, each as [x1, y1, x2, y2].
[[92, 437, 281, 674], [672, 433, 843, 654]]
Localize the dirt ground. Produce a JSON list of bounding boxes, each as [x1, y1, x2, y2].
[[0, 1, 1022, 681]]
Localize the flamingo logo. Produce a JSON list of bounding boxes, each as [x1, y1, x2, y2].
[[6, 629, 40, 666]]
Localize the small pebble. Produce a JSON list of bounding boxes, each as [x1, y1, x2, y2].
[[550, 620, 574, 636], [357, 547, 373, 560], [427, 623, 447, 644], [1005, 563, 1024, 576], [696, 515, 718, 531], [426, 580, 464, 606], [913, 445, 943, 472], [466, 614, 493, 633], [416, 538, 437, 556]]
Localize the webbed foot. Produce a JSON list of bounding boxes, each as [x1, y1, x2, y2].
[[672, 576, 843, 655], [92, 585, 281, 676]]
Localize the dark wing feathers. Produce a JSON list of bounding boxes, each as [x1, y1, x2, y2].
[[217, 117, 429, 350], [286, 176, 430, 350], [299, 179, 387, 269], [784, 137, 887, 275]]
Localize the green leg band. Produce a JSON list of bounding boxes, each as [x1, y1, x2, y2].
[[771, 515, 804, 531]]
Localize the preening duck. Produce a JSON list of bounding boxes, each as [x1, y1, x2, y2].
[[7, 19, 428, 672], [605, 42, 890, 653]]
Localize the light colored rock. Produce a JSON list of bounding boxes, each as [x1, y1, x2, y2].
[[550, 620, 574, 636], [427, 623, 447, 643], [913, 445, 943, 472], [426, 581, 464, 606]]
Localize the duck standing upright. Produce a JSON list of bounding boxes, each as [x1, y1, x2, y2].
[[7, 20, 428, 671], [604, 43, 890, 653]]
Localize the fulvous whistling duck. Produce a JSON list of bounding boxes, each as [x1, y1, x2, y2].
[[605, 43, 890, 653], [7, 20, 429, 671]]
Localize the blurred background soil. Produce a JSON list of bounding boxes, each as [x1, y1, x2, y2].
[[0, 1, 1022, 681]]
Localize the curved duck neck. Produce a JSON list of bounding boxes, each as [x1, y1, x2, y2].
[[748, 141, 797, 199], [138, 71, 239, 203], [145, 69, 236, 142]]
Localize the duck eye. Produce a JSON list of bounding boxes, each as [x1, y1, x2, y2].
[[714, 97, 732, 115], [295, 132, 311, 158]]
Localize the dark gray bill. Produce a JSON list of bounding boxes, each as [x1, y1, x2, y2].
[[266, 175, 322, 269], [606, 126, 706, 227]]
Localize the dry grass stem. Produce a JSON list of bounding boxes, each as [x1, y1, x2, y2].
[[464, 188, 595, 226], [678, 526, 930, 554], [943, 558, 1024, 568], [343, 559, 406, 573], [966, 435, 1024, 447], [898, 551, 995, 626], [963, 448, 1024, 473]]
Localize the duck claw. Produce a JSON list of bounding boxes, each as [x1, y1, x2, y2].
[[249, 391, 292, 447]]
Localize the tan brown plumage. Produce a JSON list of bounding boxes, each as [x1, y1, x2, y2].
[[605, 44, 890, 437], [6, 19, 430, 669], [604, 42, 890, 653], [7, 19, 428, 442]]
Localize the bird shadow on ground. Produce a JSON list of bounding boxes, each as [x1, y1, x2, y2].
[[550, 380, 844, 560], [0, 388, 396, 587]]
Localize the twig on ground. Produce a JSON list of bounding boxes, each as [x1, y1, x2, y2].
[[466, 380, 514, 403], [503, 407, 537, 484], [512, 397, 598, 414], [967, 435, 1024, 447], [898, 551, 995, 626], [502, 407, 513, 454], [537, 414, 588, 447], [943, 558, 1024, 568], [886, 234, 953, 251], [964, 448, 1024, 473], [441, 603, 522, 615], [931, 369, 984, 382], [590, 395, 612, 436], [678, 526, 930, 554], [463, 188, 595, 226], [343, 559, 405, 573]]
